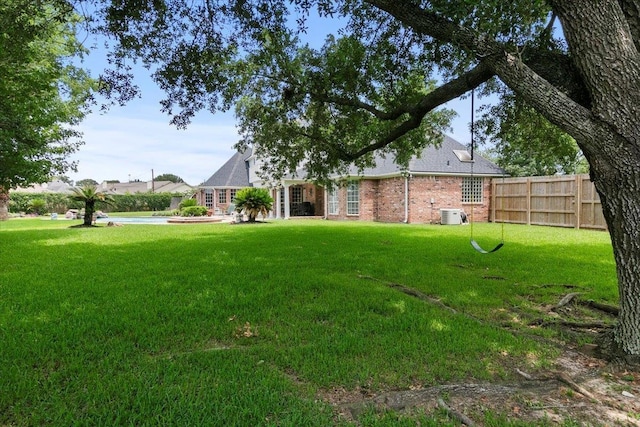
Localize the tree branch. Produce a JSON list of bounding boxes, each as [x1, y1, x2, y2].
[[338, 62, 494, 161], [364, 0, 607, 155], [313, 93, 408, 121], [618, 0, 640, 52]]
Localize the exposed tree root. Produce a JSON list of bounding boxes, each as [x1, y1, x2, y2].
[[360, 275, 633, 371], [328, 278, 640, 424], [550, 292, 619, 317], [437, 397, 476, 426], [581, 299, 619, 316], [325, 353, 640, 426], [529, 318, 609, 329], [357, 275, 458, 315], [555, 372, 598, 401], [550, 292, 581, 311], [515, 367, 598, 401]]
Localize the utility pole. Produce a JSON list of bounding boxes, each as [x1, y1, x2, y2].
[[151, 169, 155, 193]]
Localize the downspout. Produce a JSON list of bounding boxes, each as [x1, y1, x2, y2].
[[324, 186, 328, 219], [403, 174, 410, 223]]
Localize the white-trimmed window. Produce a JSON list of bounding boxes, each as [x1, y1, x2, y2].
[[230, 189, 237, 203], [346, 180, 360, 215], [204, 189, 213, 208], [328, 189, 339, 215], [462, 177, 483, 203], [218, 189, 227, 204]]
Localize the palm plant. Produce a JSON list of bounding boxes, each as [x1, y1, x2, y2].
[[234, 187, 273, 222], [68, 185, 113, 226]]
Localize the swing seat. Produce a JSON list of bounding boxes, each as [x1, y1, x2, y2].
[[470, 239, 504, 254]]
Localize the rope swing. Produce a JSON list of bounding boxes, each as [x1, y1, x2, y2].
[[469, 89, 505, 254]]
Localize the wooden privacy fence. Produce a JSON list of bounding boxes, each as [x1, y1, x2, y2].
[[491, 174, 607, 230]]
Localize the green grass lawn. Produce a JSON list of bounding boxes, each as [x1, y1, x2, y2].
[[0, 219, 617, 425]]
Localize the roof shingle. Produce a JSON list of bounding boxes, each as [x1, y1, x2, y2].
[[202, 148, 253, 187]]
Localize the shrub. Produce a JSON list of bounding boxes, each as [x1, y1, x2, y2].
[[8, 191, 178, 213], [180, 205, 208, 217], [69, 186, 114, 227], [234, 187, 273, 222], [109, 193, 174, 212], [179, 198, 198, 209], [27, 198, 47, 215]]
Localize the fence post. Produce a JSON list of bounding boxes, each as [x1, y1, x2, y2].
[[575, 175, 581, 229], [526, 178, 532, 225], [491, 179, 496, 222]]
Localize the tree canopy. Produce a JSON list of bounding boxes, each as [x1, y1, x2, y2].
[[76, 178, 99, 187], [477, 94, 588, 177], [154, 173, 185, 183], [0, 0, 95, 191], [81, 0, 640, 358]]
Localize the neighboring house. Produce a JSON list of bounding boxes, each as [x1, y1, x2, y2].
[[14, 180, 74, 194], [98, 180, 193, 195], [196, 136, 505, 223]]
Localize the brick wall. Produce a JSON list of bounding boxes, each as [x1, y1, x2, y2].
[[406, 175, 491, 223], [376, 177, 406, 222], [326, 175, 492, 223]]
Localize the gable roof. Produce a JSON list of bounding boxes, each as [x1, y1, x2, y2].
[[202, 147, 253, 187], [345, 135, 504, 178]]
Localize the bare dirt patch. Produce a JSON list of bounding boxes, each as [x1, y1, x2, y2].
[[319, 349, 640, 425]]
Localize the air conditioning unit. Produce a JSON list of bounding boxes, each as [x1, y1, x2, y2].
[[440, 208, 462, 225]]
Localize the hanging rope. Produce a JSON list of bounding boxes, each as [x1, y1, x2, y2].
[[469, 89, 504, 254]]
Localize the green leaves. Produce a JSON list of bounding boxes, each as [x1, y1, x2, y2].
[[92, 0, 569, 184], [233, 187, 274, 222], [0, 0, 95, 190], [476, 93, 587, 176], [69, 185, 114, 226], [233, 30, 456, 184]]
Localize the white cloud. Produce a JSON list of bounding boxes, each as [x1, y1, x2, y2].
[[70, 106, 239, 186]]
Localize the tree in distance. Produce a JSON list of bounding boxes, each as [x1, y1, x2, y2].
[[76, 179, 100, 187], [154, 173, 185, 183]]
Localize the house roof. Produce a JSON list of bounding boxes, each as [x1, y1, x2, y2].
[[204, 135, 504, 187], [202, 147, 253, 187], [14, 180, 74, 193], [98, 181, 193, 195], [346, 135, 505, 178]]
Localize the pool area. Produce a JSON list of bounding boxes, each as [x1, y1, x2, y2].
[[95, 216, 226, 224], [95, 216, 170, 224]]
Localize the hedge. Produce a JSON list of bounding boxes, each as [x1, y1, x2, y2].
[[8, 192, 184, 214]]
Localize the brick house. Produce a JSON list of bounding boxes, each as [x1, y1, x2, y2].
[[196, 149, 253, 215], [196, 135, 505, 223]]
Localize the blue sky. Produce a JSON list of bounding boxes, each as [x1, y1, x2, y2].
[[70, 87, 242, 186], [68, 13, 480, 186]]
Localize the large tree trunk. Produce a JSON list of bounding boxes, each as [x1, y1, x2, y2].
[[551, 0, 640, 358], [0, 187, 8, 221], [592, 162, 640, 357]]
